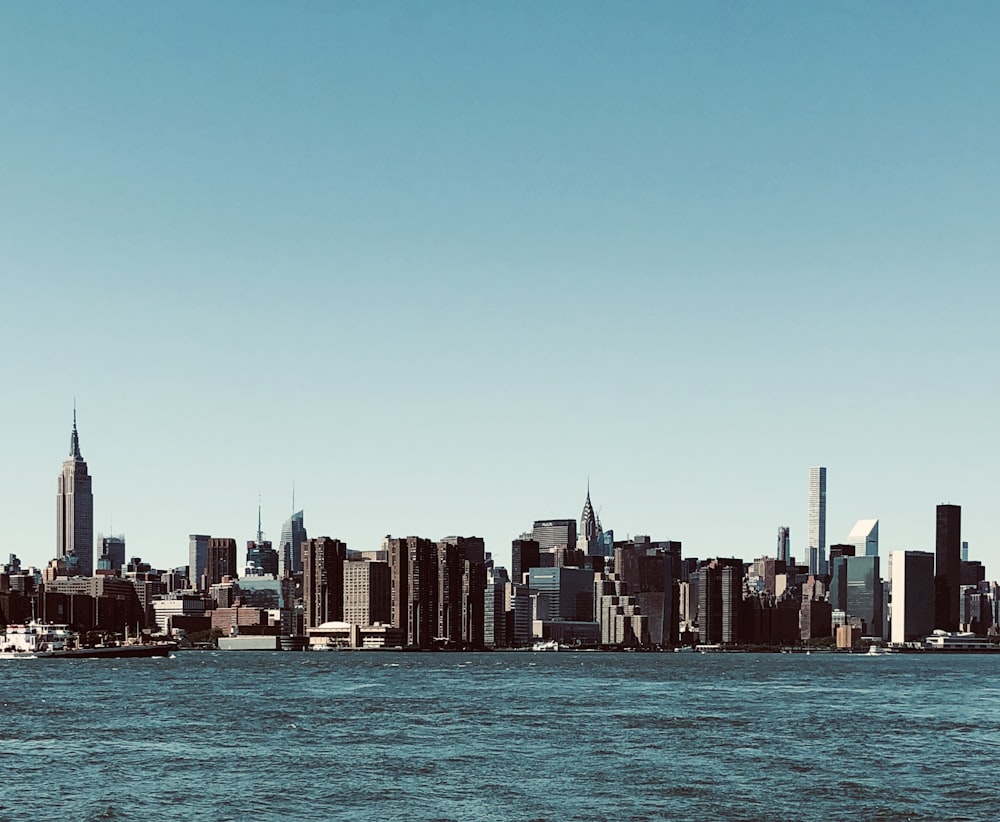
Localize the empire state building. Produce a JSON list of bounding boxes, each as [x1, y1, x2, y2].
[[56, 411, 94, 577]]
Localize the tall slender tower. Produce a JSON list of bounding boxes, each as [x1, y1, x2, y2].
[[807, 467, 827, 574], [934, 504, 961, 632], [56, 409, 94, 577]]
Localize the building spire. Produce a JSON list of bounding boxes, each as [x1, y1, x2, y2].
[[257, 494, 264, 544], [69, 401, 82, 459], [581, 480, 598, 540]]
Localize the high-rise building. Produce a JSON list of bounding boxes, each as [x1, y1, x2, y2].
[[343, 560, 391, 627], [847, 518, 879, 557], [889, 550, 934, 644], [844, 555, 882, 637], [245, 503, 278, 576], [302, 537, 348, 629], [56, 411, 94, 577], [527, 566, 595, 622], [511, 538, 541, 584], [934, 504, 962, 632], [437, 536, 487, 649], [385, 536, 438, 649], [96, 534, 125, 574], [828, 544, 856, 613], [278, 510, 307, 577], [206, 538, 238, 587], [484, 567, 510, 647], [807, 467, 826, 575], [697, 558, 744, 645], [189, 535, 210, 590], [578, 485, 607, 556], [776, 527, 790, 564], [531, 519, 576, 552], [614, 536, 682, 647]]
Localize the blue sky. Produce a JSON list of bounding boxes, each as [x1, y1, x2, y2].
[[2, 3, 998, 574]]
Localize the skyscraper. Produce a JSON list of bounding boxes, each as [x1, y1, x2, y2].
[[302, 536, 348, 629], [934, 504, 961, 632], [847, 518, 879, 557], [807, 467, 826, 575], [189, 535, 210, 590], [206, 538, 238, 586], [278, 509, 307, 577], [776, 527, 790, 564], [531, 519, 576, 552], [889, 550, 934, 644], [56, 410, 94, 577], [697, 558, 744, 645], [844, 555, 883, 637]]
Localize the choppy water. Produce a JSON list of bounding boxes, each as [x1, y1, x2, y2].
[[1, 651, 998, 821]]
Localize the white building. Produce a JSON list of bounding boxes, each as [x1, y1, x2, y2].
[[808, 467, 826, 574], [848, 518, 879, 557]]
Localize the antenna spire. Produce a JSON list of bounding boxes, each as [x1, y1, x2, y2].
[[257, 494, 263, 544], [69, 401, 82, 458]]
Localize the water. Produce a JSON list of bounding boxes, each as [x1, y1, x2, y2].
[[1, 651, 998, 821]]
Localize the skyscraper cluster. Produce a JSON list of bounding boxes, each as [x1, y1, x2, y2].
[[1, 421, 996, 654]]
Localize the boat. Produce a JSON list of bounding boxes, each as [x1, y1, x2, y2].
[[0, 622, 177, 659], [531, 639, 560, 652]]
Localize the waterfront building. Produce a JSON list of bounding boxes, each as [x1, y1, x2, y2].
[[599, 594, 649, 647], [302, 537, 348, 630], [206, 538, 238, 587], [935, 504, 962, 632], [278, 509, 307, 577], [847, 518, 879, 557], [531, 519, 577, 552], [844, 555, 883, 638], [696, 558, 744, 645], [343, 559, 391, 627], [961, 588, 993, 635], [505, 581, 533, 646], [614, 536, 682, 647], [150, 592, 209, 634], [385, 535, 438, 649], [56, 411, 94, 578], [484, 567, 510, 647], [436, 536, 487, 648], [807, 466, 826, 575]]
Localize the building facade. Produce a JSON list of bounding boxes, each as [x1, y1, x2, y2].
[[889, 550, 934, 644], [935, 504, 962, 632], [343, 559, 391, 627], [807, 466, 826, 575], [56, 413, 94, 578], [847, 518, 879, 557], [302, 537, 348, 630], [278, 510, 307, 577]]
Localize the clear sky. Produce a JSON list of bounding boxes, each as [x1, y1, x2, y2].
[[2, 2, 998, 575]]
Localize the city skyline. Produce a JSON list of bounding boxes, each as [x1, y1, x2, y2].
[[6, 410, 992, 581], [2, 5, 998, 575]]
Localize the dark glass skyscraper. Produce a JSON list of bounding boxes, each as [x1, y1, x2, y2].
[[279, 510, 307, 577], [935, 504, 961, 632], [56, 411, 93, 577]]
